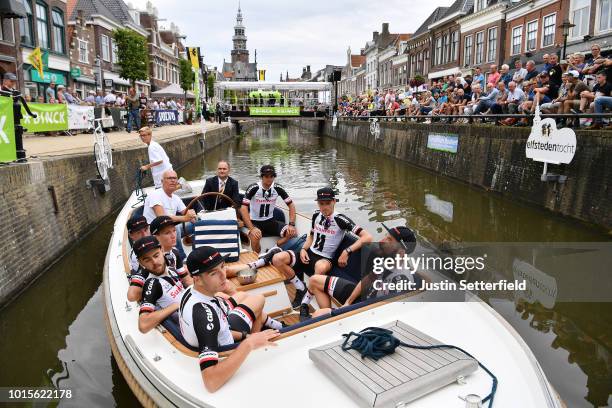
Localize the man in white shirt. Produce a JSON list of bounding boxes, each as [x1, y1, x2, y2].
[[143, 169, 197, 259], [104, 90, 117, 105], [139, 126, 173, 188], [512, 60, 528, 89]]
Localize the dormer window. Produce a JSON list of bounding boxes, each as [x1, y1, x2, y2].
[[475, 0, 486, 12]]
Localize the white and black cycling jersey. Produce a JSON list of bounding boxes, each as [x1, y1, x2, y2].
[[139, 267, 185, 314], [164, 247, 187, 276], [309, 211, 363, 259], [242, 182, 292, 221], [179, 287, 236, 370]]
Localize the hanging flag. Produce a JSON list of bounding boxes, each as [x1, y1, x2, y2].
[[258, 69, 266, 81], [27, 47, 44, 77], [188, 47, 200, 69]]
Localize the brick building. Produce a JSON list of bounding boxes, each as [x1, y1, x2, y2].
[[428, 0, 472, 81], [139, 4, 183, 92], [562, 0, 611, 57], [407, 7, 448, 81], [66, 8, 96, 98], [504, 0, 570, 64], [457, 0, 508, 78], [17, 0, 70, 100], [0, 16, 19, 81]]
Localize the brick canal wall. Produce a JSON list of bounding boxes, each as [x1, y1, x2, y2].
[[0, 126, 234, 307], [295, 119, 612, 231]]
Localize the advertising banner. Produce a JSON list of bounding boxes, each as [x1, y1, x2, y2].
[[155, 109, 179, 125], [21, 103, 68, 132], [526, 109, 576, 164], [67, 105, 95, 130], [249, 106, 300, 116], [427, 133, 459, 153], [0, 97, 16, 162]]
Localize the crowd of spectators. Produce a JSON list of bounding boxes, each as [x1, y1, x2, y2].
[[337, 44, 612, 129]]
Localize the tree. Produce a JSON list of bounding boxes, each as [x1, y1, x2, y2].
[[207, 73, 215, 101], [179, 58, 195, 100], [112, 29, 149, 86]]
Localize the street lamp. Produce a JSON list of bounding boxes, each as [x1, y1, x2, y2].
[[559, 19, 576, 59]]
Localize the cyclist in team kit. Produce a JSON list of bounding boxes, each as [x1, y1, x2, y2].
[[240, 165, 298, 253], [272, 187, 372, 308]]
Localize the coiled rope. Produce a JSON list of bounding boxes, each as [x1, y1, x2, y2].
[[132, 168, 147, 208], [341, 327, 498, 407]]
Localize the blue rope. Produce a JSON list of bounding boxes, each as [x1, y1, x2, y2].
[[341, 327, 498, 408], [132, 168, 147, 208]]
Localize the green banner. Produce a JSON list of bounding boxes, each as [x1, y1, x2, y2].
[[194, 70, 200, 116], [30, 69, 67, 85], [249, 106, 300, 116], [0, 97, 16, 162], [21, 103, 69, 132]]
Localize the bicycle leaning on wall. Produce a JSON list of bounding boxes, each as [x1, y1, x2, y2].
[[90, 118, 113, 180]]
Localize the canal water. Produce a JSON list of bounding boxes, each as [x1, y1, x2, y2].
[[0, 124, 610, 407]]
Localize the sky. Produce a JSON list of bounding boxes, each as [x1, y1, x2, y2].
[[129, 0, 450, 82]]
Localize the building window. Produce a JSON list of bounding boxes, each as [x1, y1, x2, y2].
[[51, 8, 64, 54], [443, 34, 449, 64], [111, 39, 118, 63], [475, 31, 484, 65], [0, 18, 15, 43], [435, 37, 442, 65], [542, 14, 556, 46], [475, 0, 486, 12], [101, 34, 110, 61], [511, 26, 522, 55], [571, 0, 590, 37], [78, 39, 88, 63], [464, 35, 473, 66], [451, 31, 458, 61], [36, 2, 49, 49], [487, 27, 497, 62], [599, 0, 612, 32], [526, 20, 538, 51], [19, 0, 34, 45]]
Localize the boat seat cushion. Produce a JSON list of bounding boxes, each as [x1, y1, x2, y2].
[[193, 208, 240, 262]]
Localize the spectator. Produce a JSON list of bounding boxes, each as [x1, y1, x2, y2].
[[473, 67, 485, 90], [532, 71, 559, 112], [512, 60, 527, 88], [548, 54, 563, 86], [569, 53, 586, 76], [500, 64, 512, 86], [583, 44, 603, 75], [56, 85, 66, 103], [488, 65, 501, 86], [464, 83, 482, 116], [95, 90, 104, 106], [499, 81, 525, 125], [474, 82, 499, 114], [541, 72, 570, 113], [37, 95, 45, 103], [104, 90, 117, 105], [126, 87, 140, 133], [590, 70, 612, 129], [45, 82, 56, 102], [85, 90, 96, 105], [64, 87, 78, 104], [115, 92, 125, 107], [525, 60, 539, 81], [542, 54, 552, 71], [575, 71, 611, 116], [490, 82, 508, 114], [561, 70, 589, 124]]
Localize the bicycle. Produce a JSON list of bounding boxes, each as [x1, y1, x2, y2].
[[90, 118, 113, 180]]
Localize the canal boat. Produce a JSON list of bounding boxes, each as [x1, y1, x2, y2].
[[103, 179, 565, 407]]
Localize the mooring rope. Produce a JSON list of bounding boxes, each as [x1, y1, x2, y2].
[[132, 168, 147, 208], [341, 327, 498, 407]]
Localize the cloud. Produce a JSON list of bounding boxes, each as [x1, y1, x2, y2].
[[128, 0, 451, 81]]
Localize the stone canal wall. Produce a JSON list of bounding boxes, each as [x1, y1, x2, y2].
[[295, 119, 612, 231], [0, 126, 234, 307]]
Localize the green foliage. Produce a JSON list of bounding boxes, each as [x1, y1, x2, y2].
[[207, 73, 215, 100], [179, 58, 195, 93], [112, 29, 149, 85]]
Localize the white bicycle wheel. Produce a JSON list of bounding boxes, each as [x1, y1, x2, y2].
[[94, 142, 108, 180], [102, 132, 113, 169]]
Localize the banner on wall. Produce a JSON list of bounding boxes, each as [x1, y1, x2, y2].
[[155, 109, 179, 125], [0, 97, 16, 162], [67, 105, 95, 130], [427, 132, 459, 153], [20, 103, 68, 132]]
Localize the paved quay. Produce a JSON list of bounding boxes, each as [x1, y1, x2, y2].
[[23, 122, 229, 159]]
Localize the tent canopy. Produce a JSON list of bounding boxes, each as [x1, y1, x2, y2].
[[151, 83, 195, 99]]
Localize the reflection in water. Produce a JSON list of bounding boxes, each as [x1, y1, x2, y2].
[[0, 124, 609, 407]]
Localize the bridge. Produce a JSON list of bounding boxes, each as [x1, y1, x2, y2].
[[214, 81, 332, 121]]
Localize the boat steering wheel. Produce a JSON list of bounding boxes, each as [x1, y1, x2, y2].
[[181, 192, 238, 245]]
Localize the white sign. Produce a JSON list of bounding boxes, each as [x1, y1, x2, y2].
[[526, 105, 576, 164], [512, 259, 557, 308], [68, 105, 95, 130], [332, 113, 338, 127]]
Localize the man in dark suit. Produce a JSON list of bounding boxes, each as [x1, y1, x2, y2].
[[200, 160, 240, 211]]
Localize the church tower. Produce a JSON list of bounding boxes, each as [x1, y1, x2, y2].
[[231, 3, 249, 64]]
